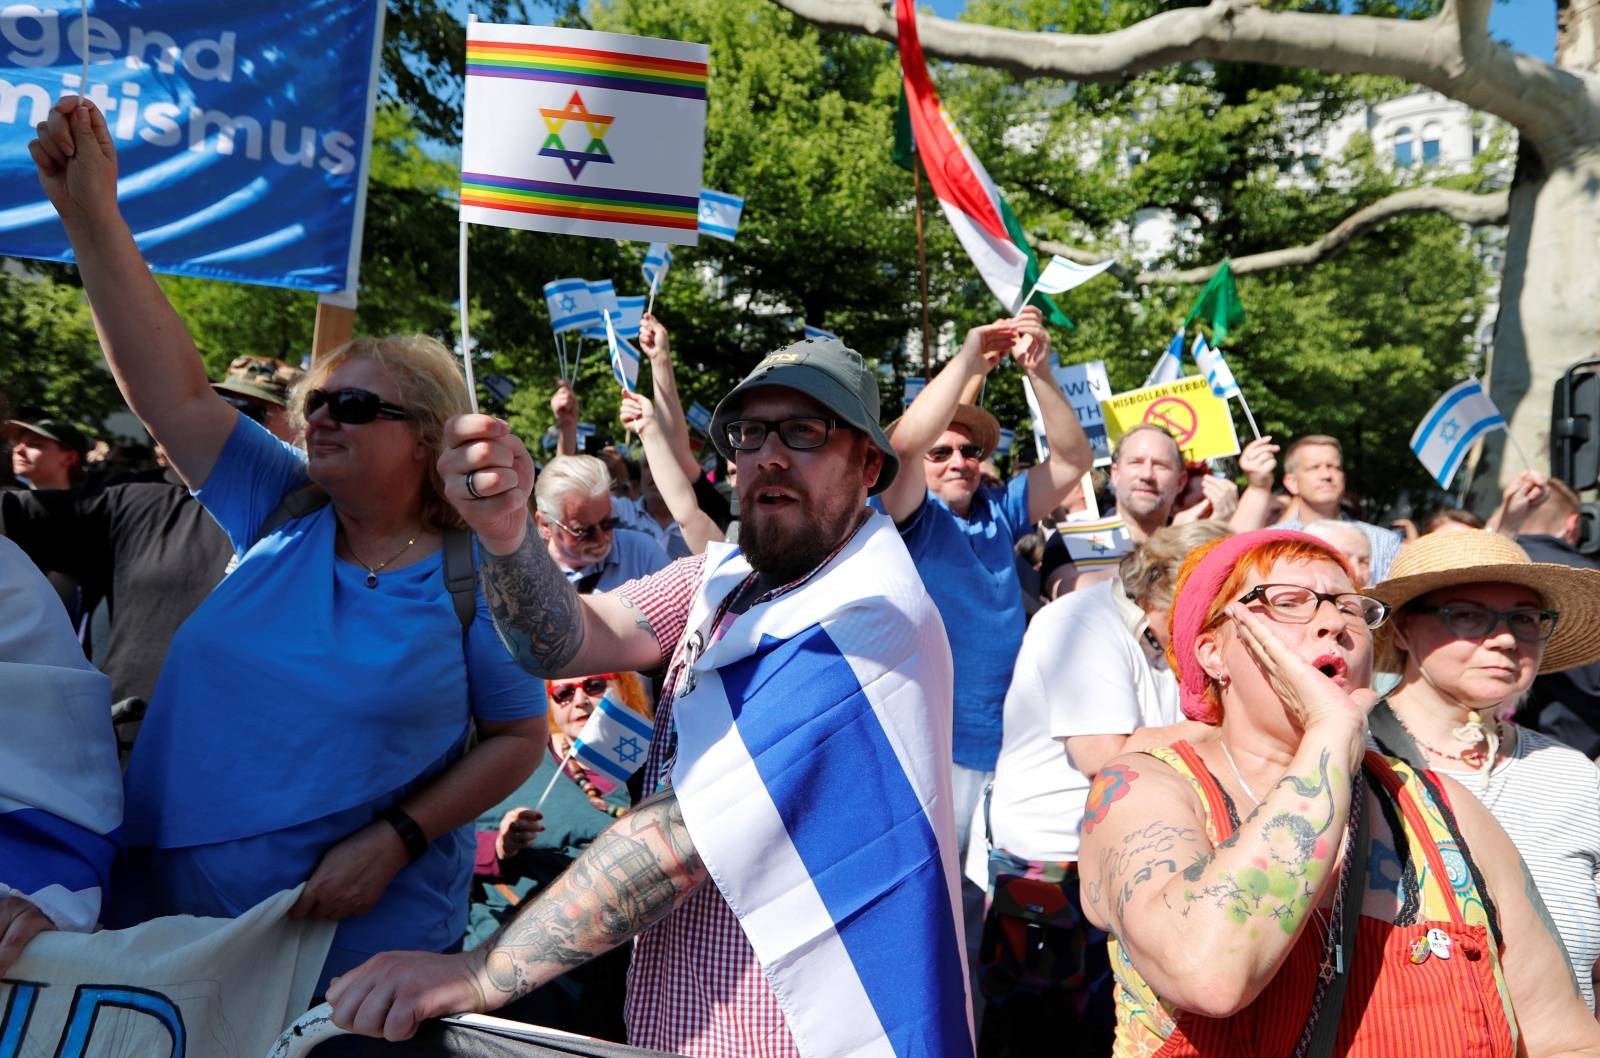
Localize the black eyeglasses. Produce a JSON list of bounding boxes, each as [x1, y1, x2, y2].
[[549, 515, 620, 541], [723, 417, 838, 452], [304, 388, 411, 425], [549, 675, 613, 704], [220, 394, 268, 424], [1408, 602, 1558, 643], [926, 443, 984, 463], [1238, 583, 1389, 629]]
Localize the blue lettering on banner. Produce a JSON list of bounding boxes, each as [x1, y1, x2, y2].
[[0, 1, 383, 292], [0, 982, 185, 1058]]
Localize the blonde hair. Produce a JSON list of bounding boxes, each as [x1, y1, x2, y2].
[[290, 336, 470, 531], [1119, 521, 1234, 611]]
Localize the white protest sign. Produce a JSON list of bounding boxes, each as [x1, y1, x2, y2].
[[1025, 359, 1113, 466]]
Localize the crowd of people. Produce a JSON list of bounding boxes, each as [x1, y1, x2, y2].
[[8, 93, 1600, 1058]]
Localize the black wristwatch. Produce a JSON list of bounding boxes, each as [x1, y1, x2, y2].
[[382, 806, 430, 863]]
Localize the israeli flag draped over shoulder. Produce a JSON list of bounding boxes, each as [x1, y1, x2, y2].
[[1411, 378, 1507, 487], [667, 513, 971, 1058]]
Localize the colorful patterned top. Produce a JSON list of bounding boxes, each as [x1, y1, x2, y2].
[[1108, 741, 1518, 1058]]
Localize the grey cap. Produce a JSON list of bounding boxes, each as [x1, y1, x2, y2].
[[709, 336, 899, 495]]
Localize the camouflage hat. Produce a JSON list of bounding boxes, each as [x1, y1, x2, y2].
[[212, 355, 303, 408]]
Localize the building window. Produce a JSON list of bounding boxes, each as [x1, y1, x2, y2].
[[1393, 125, 1415, 168], [1422, 123, 1442, 165]]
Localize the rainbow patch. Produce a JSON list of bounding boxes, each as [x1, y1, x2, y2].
[[466, 41, 708, 100], [460, 172, 700, 231]]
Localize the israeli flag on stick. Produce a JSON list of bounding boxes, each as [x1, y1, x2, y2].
[[643, 243, 673, 289], [543, 278, 602, 334], [1013, 255, 1116, 314], [1411, 378, 1507, 488], [572, 694, 655, 784], [605, 311, 642, 392], [698, 188, 745, 242], [669, 515, 970, 1057], [585, 293, 645, 340], [1191, 335, 1239, 399], [803, 323, 839, 342], [1144, 330, 1185, 388], [588, 279, 620, 320], [685, 401, 713, 435], [904, 377, 927, 406]]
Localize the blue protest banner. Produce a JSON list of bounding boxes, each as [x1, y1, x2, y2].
[[0, 1, 384, 293]]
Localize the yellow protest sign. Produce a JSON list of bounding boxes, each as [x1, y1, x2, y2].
[[1100, 375, 1241, 463]]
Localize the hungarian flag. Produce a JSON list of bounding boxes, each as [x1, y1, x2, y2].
[[894, 3, 1070, 327]]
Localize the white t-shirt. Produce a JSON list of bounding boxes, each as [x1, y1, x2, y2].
[[986, 578, 1181, 863], [1434, 726, 1600, 1011]]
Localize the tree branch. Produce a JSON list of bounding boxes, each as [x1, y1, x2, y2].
[[1032, 186, 1510, 284], [769, 0, 1597, 157]]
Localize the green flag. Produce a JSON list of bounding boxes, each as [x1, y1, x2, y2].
[[1183, 260, 1246, 343], [892, 85, 916, 173]]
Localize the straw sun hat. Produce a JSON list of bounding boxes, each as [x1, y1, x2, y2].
[[1370, 529, 1600, 673], [886, 403, 1002, 460]]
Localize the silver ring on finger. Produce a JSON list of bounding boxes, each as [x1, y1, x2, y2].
[[465, 469, 484, 500]]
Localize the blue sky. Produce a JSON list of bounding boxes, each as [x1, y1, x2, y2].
[[924, 0, 1556, 61]]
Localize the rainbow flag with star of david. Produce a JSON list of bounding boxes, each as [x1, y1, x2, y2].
[[460, 23, 709, 246], [572, 694, 655, 783]]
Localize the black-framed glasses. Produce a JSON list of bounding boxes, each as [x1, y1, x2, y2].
[[549, 515, 620, 541], [1238, 583, 1389, 629], [723, 417, 838, 452], [220, 394, 268, 423], [548, 675, 614, 704], [926, 443, 984, 463], [1408, 602, 1558, 643], [304, 387, 411, 425]]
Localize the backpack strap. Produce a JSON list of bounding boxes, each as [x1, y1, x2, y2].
[[441, 527, 476, 632], [255, 484, 331, 544], [258, 485, 476, 633]]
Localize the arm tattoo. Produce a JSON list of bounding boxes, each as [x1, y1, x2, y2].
[[482, 520, 585, 676], [471, 791, 707, 1002]]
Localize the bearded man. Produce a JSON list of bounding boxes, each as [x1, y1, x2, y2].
[[327, 338, 973, 1058]]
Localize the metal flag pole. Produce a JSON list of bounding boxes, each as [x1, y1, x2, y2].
[[458, 222, 478, 413]]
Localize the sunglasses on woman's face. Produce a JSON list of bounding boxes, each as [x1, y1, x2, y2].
[[304, 387, 411, 425], [548, 675, 616, 705]]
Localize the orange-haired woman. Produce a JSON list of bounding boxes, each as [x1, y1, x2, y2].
[[1078, 529, 1600, 1057]]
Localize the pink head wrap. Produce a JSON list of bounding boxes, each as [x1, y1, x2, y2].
[[1169, 529, 1353, 724]]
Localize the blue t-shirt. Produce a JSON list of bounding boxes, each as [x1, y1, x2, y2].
[[873, 476, 1030, 771], [562, 527, 671, 592], [116, 415, 546, 983]]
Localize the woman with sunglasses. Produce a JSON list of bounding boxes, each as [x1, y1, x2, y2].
[[1369, 530, 1600, 1013], [1078, 528, 1600, 1057], [467, 671, 654, 1038], [29, 98, 548, 992]]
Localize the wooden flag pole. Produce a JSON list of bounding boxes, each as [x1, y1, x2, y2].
[[312, 298, 355, 363], [914, 161, 933, 382]]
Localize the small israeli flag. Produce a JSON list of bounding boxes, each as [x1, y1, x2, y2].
[[572, 694, 655, 784], [1032, 255, 1115, 295], [685, 401, 713, 435], [605, 310, 642, 392], [1411, 378, 1507, 488], [1143, 330, 1185, 388], [698, 188, 745, 242], [642, 242, 673, 289], [996, 428, 1016, 455], [585, 293, 645, 341], [904, 377, 927, 406], [1191, 335, 1240, 399], [803, 324, 839, 342], [543, 278, 602, 334], [588, 279, 620, 319]]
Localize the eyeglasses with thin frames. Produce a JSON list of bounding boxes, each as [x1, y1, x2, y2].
[[1237, 583, 1389, 629], [548, 515, 620, 541], [1407, 602, 1558, 643]]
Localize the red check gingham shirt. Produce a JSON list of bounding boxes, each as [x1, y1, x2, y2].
[[615, 547, 842, 1058]]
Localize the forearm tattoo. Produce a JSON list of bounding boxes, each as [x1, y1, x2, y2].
[[472, 791, 707, 1001], [1093, 750, 1346, 938], [482, 520, 585, 676]]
